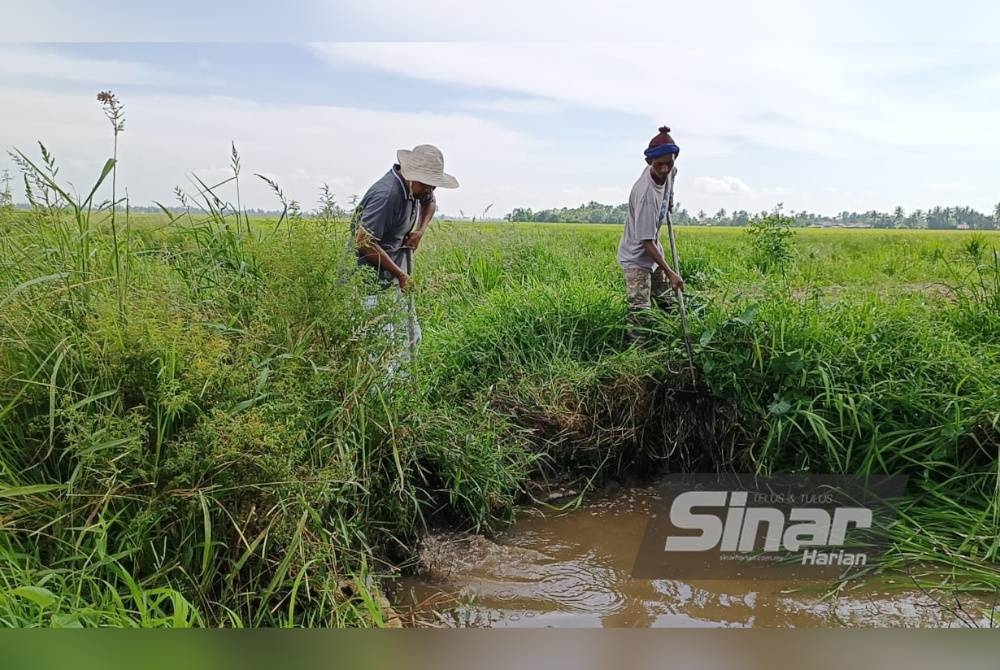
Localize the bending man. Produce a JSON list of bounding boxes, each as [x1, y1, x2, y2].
[[616, 126, 685, 345], [353, 143, 459, 364]]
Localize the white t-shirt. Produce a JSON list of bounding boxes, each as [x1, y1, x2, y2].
[[617, 165, 677, 270]]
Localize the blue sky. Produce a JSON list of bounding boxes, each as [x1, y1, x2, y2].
[[2, 2, 999, 217]]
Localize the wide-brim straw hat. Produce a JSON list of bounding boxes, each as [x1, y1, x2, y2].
[[396, 144, 459, 189]]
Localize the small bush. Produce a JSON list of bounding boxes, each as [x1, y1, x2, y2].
[[745, 207, 796, 276]]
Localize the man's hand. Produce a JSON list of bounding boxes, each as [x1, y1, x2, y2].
[[665, 268, 684, 292], [398, 272, 412, 292], [403, 229, 424, 251]]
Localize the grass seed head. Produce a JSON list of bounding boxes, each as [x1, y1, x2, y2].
[[97, 90, 125, 133]]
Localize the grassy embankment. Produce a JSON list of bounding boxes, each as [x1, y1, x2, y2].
[[1, 146, 998, 627]]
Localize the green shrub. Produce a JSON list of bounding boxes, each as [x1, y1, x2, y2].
[[745, 207, 796, 275]]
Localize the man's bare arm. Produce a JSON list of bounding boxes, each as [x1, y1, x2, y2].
[[417, 194, 436, 230], [641, 239, 684, 290], [404, 194, 436, 250]]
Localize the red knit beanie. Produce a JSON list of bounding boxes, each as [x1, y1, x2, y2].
[[648, 126, 676, 150], [644, 125, 680, 160]]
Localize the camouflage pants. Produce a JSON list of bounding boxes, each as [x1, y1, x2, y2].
[[623, 267, 676, 343]]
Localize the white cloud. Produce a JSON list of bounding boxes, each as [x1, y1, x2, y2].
[[0, 45, 219, 88], [0, 84, 623, 216], [310, 42, 1000, 157], [4, 1, 328, 41], [317, 1, 1000, 42], [456, 97, 561, 115], [3, 41, 998, 219], [9, 1, 1000, 42], [692, 176, 753, 195], [305, 41, 1000, 213], [923, 181, 975, 193]]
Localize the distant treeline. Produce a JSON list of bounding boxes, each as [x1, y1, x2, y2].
[[10, 199, 1000, 230], [506, 201, 1000, 230]]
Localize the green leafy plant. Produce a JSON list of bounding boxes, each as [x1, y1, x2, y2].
[[745, 205, 796, 276]]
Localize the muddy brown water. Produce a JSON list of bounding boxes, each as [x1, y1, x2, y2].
[[395, 485, 996, 628]]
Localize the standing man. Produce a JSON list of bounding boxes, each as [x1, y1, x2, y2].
[[353, 144, 459, 366], [616, 126, 685, 345]]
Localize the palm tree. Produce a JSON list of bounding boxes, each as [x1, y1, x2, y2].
[[893, 206, 905, 228]]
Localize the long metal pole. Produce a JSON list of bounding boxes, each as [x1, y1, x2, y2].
[[664, 202, 698, 386], [403, 245, 417, 360]]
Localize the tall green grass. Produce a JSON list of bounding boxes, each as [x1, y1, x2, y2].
[[2, 97, 999, 626], [414, 221, 1000, 594], [0, 104, 530, 627]]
